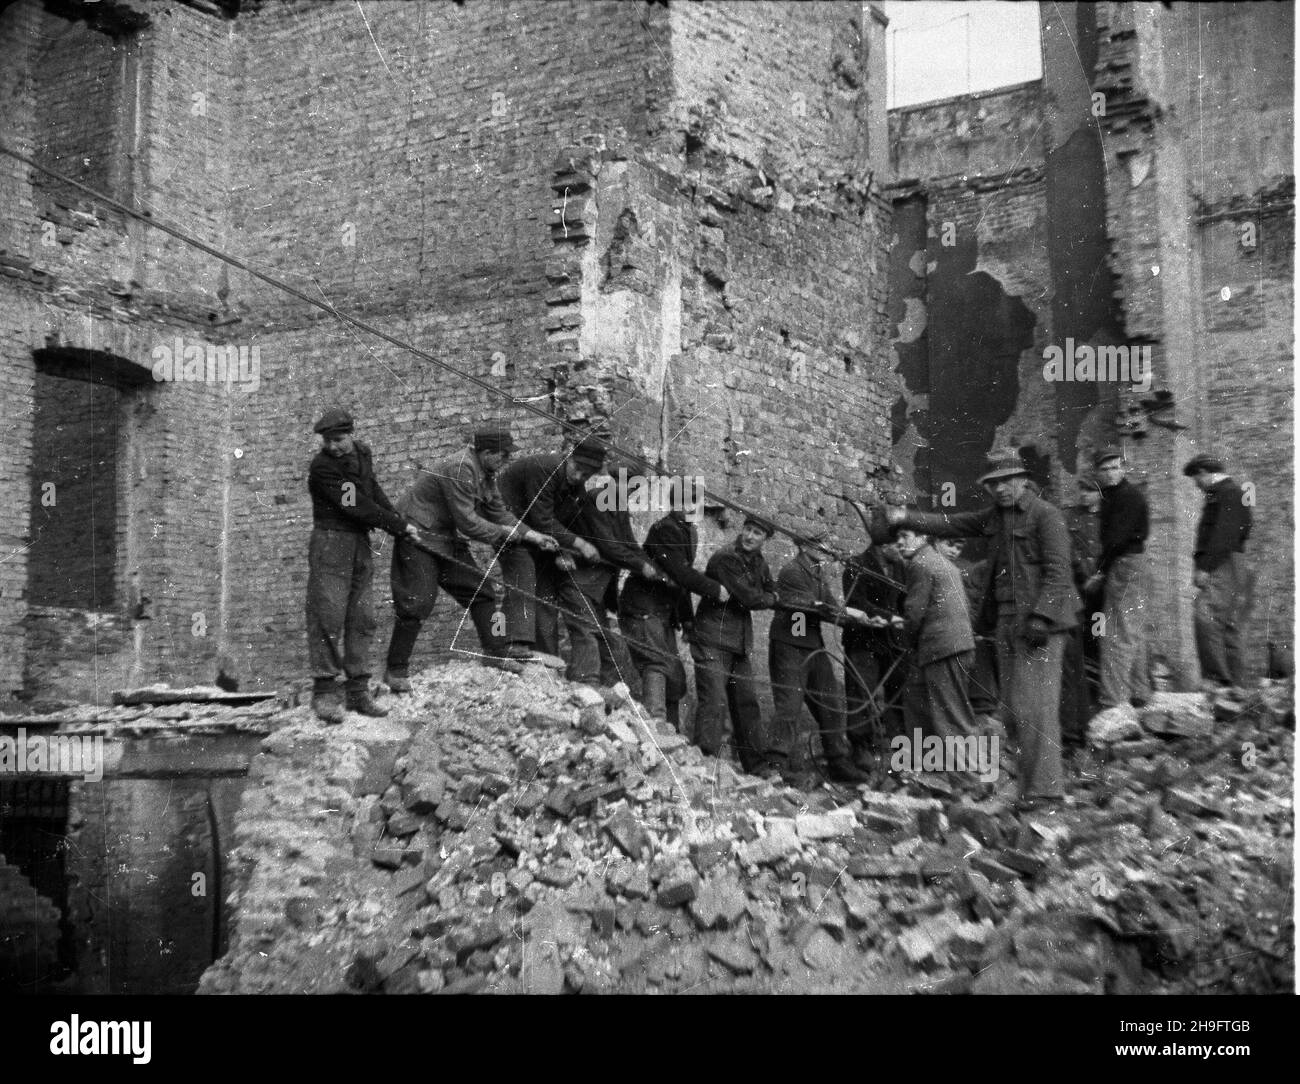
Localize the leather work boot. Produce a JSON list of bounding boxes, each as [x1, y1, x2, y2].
[[826, 757, 872, 785], [311, 679, 345, 725], [384, 669, 413, 694], [344, 679, 389, 718], [504, 643, 537, 662]]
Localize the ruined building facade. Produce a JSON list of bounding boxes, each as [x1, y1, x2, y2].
[[1, 0, 1292, 703], [887, 1, 1293, 685], [2, 0, 892, 700]]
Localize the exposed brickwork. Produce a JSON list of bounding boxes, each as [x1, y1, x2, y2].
[[2, 0, 888, 697], [1093, 0, 1294, 679], [886, 2, 1293, 684]]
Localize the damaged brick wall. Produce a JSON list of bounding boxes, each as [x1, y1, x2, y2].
[[1093, 0, 1294, 681], [886, 82, 1058, 509], [8, 0, 885, 703], [885, 1, 1293, 685], [544, 1, 892, 710], [0, 0, 244, 695]]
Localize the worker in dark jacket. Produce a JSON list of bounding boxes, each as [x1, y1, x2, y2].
[[498, 437, 606, 659], [894, 526, 977, 739], [691, 515, 778, 773], [383, 429, 559, 691], [557, 471, 667, 688], [620, 498, 725, 723], [769, 529, 873, 785], [842, 531, 908, 763], [306, 408, 418, 723], [888, 451, 1081, 810], [1184, 452, 1254, 687], [1085, 448, 1151, 711]]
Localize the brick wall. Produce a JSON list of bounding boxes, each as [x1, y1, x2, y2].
[[0, 0, 244, 694], [1094, 0, 1294, 679], [5, 0, 888, 700]]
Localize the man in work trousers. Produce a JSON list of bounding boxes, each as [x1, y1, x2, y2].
[[769, 529, 873, 786], [497, 436, 607, 659], [383, 428, 559, 691], [306, 408, 418, 723], [620, 493, 726, 725], [1085, 448, 1151, 713], [556, 470, 668, 689], [842, 529, 908, 763], [691, 515, 779, 774], [1184, 452, 1254, 688], [892, 525, 978, 740], [888, 452, 1080, 811]]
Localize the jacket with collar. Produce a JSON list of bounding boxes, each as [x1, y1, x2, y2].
[[902, 490, 1080, 634], [1194, 477, 1252, 572], [692, 539, 776, 655], [497, 454, 583, 551], [308, 440, 407, 536], [772, 549, 847, 649], [395, 446, 522, 557], [902, 543, 976, 666], [620, 512, 723, 623]]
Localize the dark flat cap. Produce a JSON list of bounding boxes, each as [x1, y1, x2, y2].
[[978, 451, 1030, 485], [1092, 447, 1124, 468], [569, 436, 608, 469], [473, 428, 516, 453], [742, 513, 775, 536], [1182, 453, 1225, 476], [314, 408, 354, 434]]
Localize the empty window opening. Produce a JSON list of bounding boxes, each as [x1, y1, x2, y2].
[[27, 348, 149, 613]]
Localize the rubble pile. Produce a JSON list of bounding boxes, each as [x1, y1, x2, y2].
[[200, 665, 1294, 995]]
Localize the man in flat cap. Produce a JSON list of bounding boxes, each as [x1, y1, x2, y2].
[[886, 450, 1080, 811], [891, 523, 979, 747], [1183, 453, 1253, 687], [306, 408, 419, 723], [1085, 448, 1151, 714], [691, 514, 780, 776], [497, 434, 607, 659], [383, 428, 559, 691], [769, 527, 873, 786], [620, 483, 727, 725]]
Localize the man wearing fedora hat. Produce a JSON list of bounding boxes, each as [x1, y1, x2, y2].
[[1086, 448, 1151, 713], [306, 408, 420, 723], [769, 527, 874, 785], [498, 435, 608, 659], [887, 450, 1080, 810], [383, 428, 560, 691], [1183, 452, 1253, 687]]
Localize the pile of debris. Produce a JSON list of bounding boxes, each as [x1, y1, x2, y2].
[[199, 664, 1294, 995]]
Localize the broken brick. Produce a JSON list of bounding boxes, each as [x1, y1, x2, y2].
[[544, 785, 576, 818], [969, 854, 1020, 884], [657, 875, 700, 908], [604, 807, 650, 859], [998, 848, 1048, 878]]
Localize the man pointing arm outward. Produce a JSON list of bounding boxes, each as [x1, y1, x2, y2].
[[885, 451, 1080, 811]]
